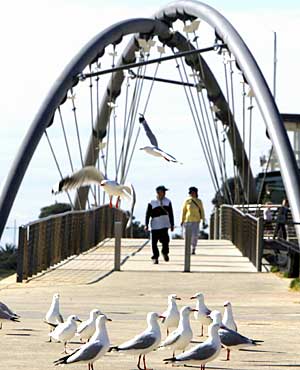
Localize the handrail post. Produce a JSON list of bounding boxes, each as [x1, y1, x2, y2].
[[256, 217, 264, 272], [114, 221, 122, 271], [184, 223, 192, 272]]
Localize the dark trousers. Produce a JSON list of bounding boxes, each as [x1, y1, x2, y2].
[[273, 223, 287, 240], [151, 228, 169, 259]]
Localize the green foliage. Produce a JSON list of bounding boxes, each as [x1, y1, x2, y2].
[[39, 202, 71, 218], [131, 218, 148, 238], [212, 177, 245, 206], [290, 278, 300, 291], [270, 265, 280, 273], [0, 243, 17, 276]]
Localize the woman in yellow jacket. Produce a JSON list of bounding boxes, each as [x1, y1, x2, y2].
[[181, 186, 205, 254]]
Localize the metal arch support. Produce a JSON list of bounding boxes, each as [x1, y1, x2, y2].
[[154, 0, 300, 245], [0, 18, 171, 240]]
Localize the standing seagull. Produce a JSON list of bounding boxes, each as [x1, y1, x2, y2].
[[162, 294, 181, 336], [76, 309, 102, 343], [54, 314, 111, 370], [159, 306, 197, 357], [111, 312, 164, 370], [44, 293, 64, 341], [139, 114, 182, 163], [222, 301, 237, 332], [0, 301, 20, 329], [164, 323, 221, 369], [52, 166, 136, 228], [50, 314, 82, 353], [209, 310, 263, 361], [190, 292, 212, 336]]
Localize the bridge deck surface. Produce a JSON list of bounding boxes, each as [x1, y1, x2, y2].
[[1, 238, 300, 369]]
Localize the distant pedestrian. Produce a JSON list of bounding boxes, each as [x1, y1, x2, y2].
[[181, 186, 205, 255], [263, 202, 273, 238], [145, 186, 174, 264], [273, 198, 289, 240]]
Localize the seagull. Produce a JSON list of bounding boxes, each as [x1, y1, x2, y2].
[[44, 293, 64, 341], [222, 301, 237, 332], [159, 306, 197, 357], [190, 292, 212, 336], [49, 314, 82, 353], [54, 314, 111, 370], [164, 323, 221, 369], [76, 309, 102, 343], [139, 115, 182, 163], [111, 312, 164, 370], [0, 301, 20, 329], [52, 166, 136, 228], [209, 310, 263, 361], [162, 294, 181, 336]]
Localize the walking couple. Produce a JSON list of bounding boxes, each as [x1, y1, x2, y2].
[[145, 185, 205, 264]]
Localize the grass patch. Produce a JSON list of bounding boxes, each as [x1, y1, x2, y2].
[[290, 278, 300, 291], [270, 265, 280, 273]]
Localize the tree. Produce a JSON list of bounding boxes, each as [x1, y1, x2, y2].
[[39, 202, 71, 218], [211, 177, 245, 206]]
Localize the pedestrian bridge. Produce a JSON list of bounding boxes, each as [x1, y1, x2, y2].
[[1, 237, 300, 370]]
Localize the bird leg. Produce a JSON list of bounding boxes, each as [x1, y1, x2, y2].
[[91, 363, 94, 370], [0, 322, 2, 329], [115, 196, 120, 208], [62, 342, 68, 354], [200, 324, 204, 337], [137, 354, 143, 370], [143, 354, 150, 370], [167, 328, 169, 336], [226, 348, 231, 361], [109, 196, 113, 208], [88, 364, 90, 370]]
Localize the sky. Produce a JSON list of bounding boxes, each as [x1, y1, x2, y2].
[[0, 0, 299, 245]]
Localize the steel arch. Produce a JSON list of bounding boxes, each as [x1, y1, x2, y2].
[[0, 18, 171, 239], [154, 0, 300, 244]]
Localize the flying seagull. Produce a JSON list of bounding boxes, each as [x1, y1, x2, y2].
[[52, 166, 136, 228], [139, 114, 182, 163]]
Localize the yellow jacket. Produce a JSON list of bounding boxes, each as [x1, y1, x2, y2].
[[181, 197, 205, 223]]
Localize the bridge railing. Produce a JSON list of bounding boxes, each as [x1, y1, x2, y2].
[[210, 205, 263, 271], [16, 205, 128, 282]]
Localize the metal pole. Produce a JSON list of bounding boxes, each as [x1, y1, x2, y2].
[[273, 31, 277, 100], [114, 221, 122, 271], [256, 217, 264, 272], [184, 223, 192, 272]]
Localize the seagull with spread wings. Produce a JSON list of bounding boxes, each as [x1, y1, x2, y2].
[[139, 114, 182, 163], [52, 166, 136, 228]]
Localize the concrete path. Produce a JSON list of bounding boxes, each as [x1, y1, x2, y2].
[[1, 238, 300, 369]]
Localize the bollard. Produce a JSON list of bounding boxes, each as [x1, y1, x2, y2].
[[114, 221, 122, 271], [184, 223, 192, 272]]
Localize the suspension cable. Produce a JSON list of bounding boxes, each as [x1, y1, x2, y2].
[[44, 131, 74, 208]]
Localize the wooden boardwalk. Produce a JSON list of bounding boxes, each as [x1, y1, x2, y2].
[[1, 238, 300, 369]]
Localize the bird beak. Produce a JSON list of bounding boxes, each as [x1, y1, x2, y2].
[[224, 303, 228, 307], [190, 296, 196, 299], [106, 318, 112, 322], [191, 309, 198, 312], [175, 297, 181, 300], [159, 315, 166, 319], [76, 319, 82, 323]]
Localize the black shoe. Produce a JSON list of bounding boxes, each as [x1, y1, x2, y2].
[[163, 254, 169, 262], [153, 258, 159, 264]]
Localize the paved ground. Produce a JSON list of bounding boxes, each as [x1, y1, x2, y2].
[[1, 238, 300, 369]]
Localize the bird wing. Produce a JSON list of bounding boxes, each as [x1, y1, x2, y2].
[[122, 183, 136, 229], [176, 342, 217, 361], [0, 302, 19, 318], [139, 115, 159, 147], [52, 166, 105, 194], [67, 341, 104, 363], [118, 332, 156, 350], [0, 308, 19, 321], [160, 330, 181, 347], [152, 147, 180, 163], [219, 327, 253, 347]]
